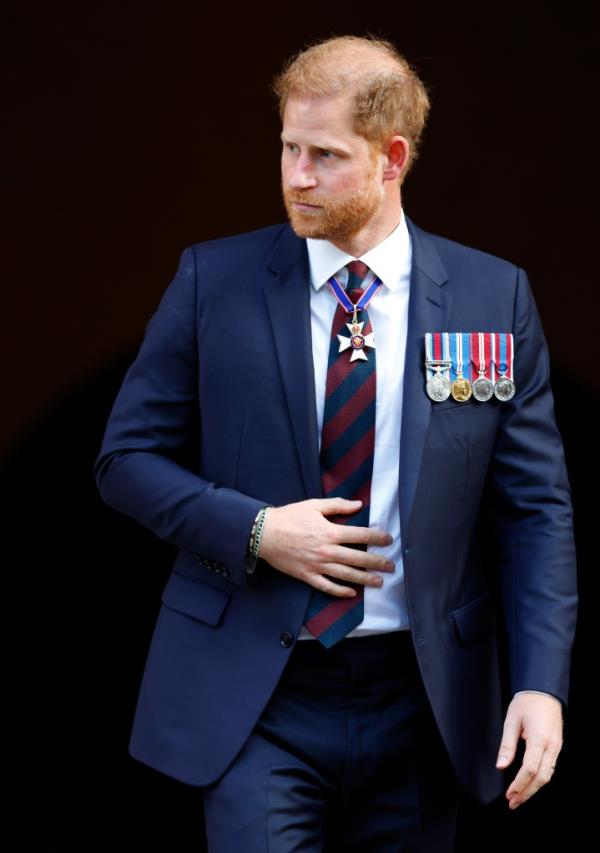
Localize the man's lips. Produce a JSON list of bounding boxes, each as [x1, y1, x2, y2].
[[292, 201, 321, 209]]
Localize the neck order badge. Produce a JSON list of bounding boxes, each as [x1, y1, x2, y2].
[[326, 263, 383, 361], [302, 260, 379, 647]]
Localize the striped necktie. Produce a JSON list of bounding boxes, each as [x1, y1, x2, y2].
[[302, 260, 376, 647]]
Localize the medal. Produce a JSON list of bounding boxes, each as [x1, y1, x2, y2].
[[494, 375, 515, 401], [427, 366, 452, 401], [337, 315, 376, 362], [471, 332, 494, 401], [493, 332, 516, 401], [450, 333, 472, 402], [426, 361, 452, 401], [424, 333, 451, 401], [452, 376, 472, 402], [425, 331, 516, 404], [328, 271, 383, 362]]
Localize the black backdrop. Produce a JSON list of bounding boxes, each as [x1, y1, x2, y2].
[[6, 2, 596, 850]]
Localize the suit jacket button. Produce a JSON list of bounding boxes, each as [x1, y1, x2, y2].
[[280, 632, 294, 648]]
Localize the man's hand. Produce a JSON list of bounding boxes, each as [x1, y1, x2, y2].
[[258, 497, 395, 594], [496, 693, 564, 809]]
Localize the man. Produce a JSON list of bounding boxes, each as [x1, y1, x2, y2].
[[94, 34, 578, 851]]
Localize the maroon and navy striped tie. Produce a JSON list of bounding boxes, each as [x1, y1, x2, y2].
[[302, 260, 376, 647]]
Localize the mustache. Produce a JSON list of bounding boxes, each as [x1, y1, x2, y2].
[[285, 193, 324, 206]]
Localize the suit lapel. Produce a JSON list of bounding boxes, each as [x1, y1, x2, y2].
[[399, 216, 452, 543], [263, 226, 323, 500], [261, 218, 452, 538]]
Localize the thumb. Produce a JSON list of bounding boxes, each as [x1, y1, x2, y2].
[[319, 498, 363, 515], [496, 718, 520, 768]]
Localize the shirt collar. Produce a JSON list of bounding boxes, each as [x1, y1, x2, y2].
[[305, 207, 412, 293]]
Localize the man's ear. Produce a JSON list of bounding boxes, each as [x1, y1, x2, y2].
[[383, 136, 410, 181]]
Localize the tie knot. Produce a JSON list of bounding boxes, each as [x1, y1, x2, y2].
[[347, 259, 369, 279], [345, 259, 370, 293]]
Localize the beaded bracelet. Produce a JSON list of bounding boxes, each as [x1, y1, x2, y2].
[[249, 505, 272, 559]]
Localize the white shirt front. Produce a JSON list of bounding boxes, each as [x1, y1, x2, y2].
[[297, 209, 412, 639]]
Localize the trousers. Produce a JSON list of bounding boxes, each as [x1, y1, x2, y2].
[[202, 630, 460, 852]]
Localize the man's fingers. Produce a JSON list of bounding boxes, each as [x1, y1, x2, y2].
[[312, 498, 393, 546], [323, 561, 386, 588], [311, 569, 359, 598], [324, 518, 393, 548], [506, 748, 542, 797], [496, 742, 516, 768], [328, 545, 395, 573], [317, 498, 363, 515], [506, 742, 557, 808], [496, 709, 521, 768], [508, 750, 558, 809], [504, 723, 562, 808]]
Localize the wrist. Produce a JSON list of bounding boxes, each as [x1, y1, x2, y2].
[[246, 505, 272, 573]]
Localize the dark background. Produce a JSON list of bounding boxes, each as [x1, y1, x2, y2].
[[6, 1, 596, 850]]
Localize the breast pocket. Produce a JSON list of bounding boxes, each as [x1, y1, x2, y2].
[[430, 397, 478, 414]]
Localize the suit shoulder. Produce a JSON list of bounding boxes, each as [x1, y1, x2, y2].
[[155, 223, 290, 305], [186, 221, 288, 264], [418, 225, 520, 279]]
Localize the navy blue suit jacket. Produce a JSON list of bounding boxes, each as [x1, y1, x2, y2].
[[93, 215, 578, 805]]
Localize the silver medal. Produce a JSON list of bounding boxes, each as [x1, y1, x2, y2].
[[425, 360, 452, 401], [471, 332, 494, 402], [472, 375, 494, 402], [494, 375, 516, 401], [426, 370, 451, 401]]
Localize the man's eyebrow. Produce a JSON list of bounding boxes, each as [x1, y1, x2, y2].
[[280, 133, 350, 155]]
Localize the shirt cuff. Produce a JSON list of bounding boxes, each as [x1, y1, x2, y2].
[[513, 690, 562, 707]]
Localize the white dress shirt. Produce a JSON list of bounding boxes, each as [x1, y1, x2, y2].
[[297, 210, 411, 639], [294, 208, 560, 704]]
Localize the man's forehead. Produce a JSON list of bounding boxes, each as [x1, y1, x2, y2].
[[283, 92, 352, 122], [281, 96, 360, 151]]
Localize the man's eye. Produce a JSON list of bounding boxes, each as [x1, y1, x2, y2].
[[320, 150, 333, 158]]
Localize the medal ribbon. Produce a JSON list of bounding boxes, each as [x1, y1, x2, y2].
[[425, 332, 432, 361], [443, 332, 453, 381], [425, 333, 453, 385], [471, 332, 491, 379], [483, 333, 492, 380], [460, 332, 471, 382], [450, 332, 466, 380], [425, 333, 433, 379], [506, 333, 514, 380], [497, 333, 506, 377], [328, 272, 384, 315], [425, 333, 445, 376], [426, 332, 513, 389], [493, 332, 514, 378]]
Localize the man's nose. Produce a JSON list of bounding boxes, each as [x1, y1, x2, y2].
[[287, 157, 318, 189]]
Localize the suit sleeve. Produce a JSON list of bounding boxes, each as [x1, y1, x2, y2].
[[92, 246, 266, 589], [485, 266, 578, 712]]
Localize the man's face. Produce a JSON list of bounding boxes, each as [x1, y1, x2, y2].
[[280, 94, 385, 241]]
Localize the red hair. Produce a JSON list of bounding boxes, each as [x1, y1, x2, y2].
[[271, 34, 431, 180]]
